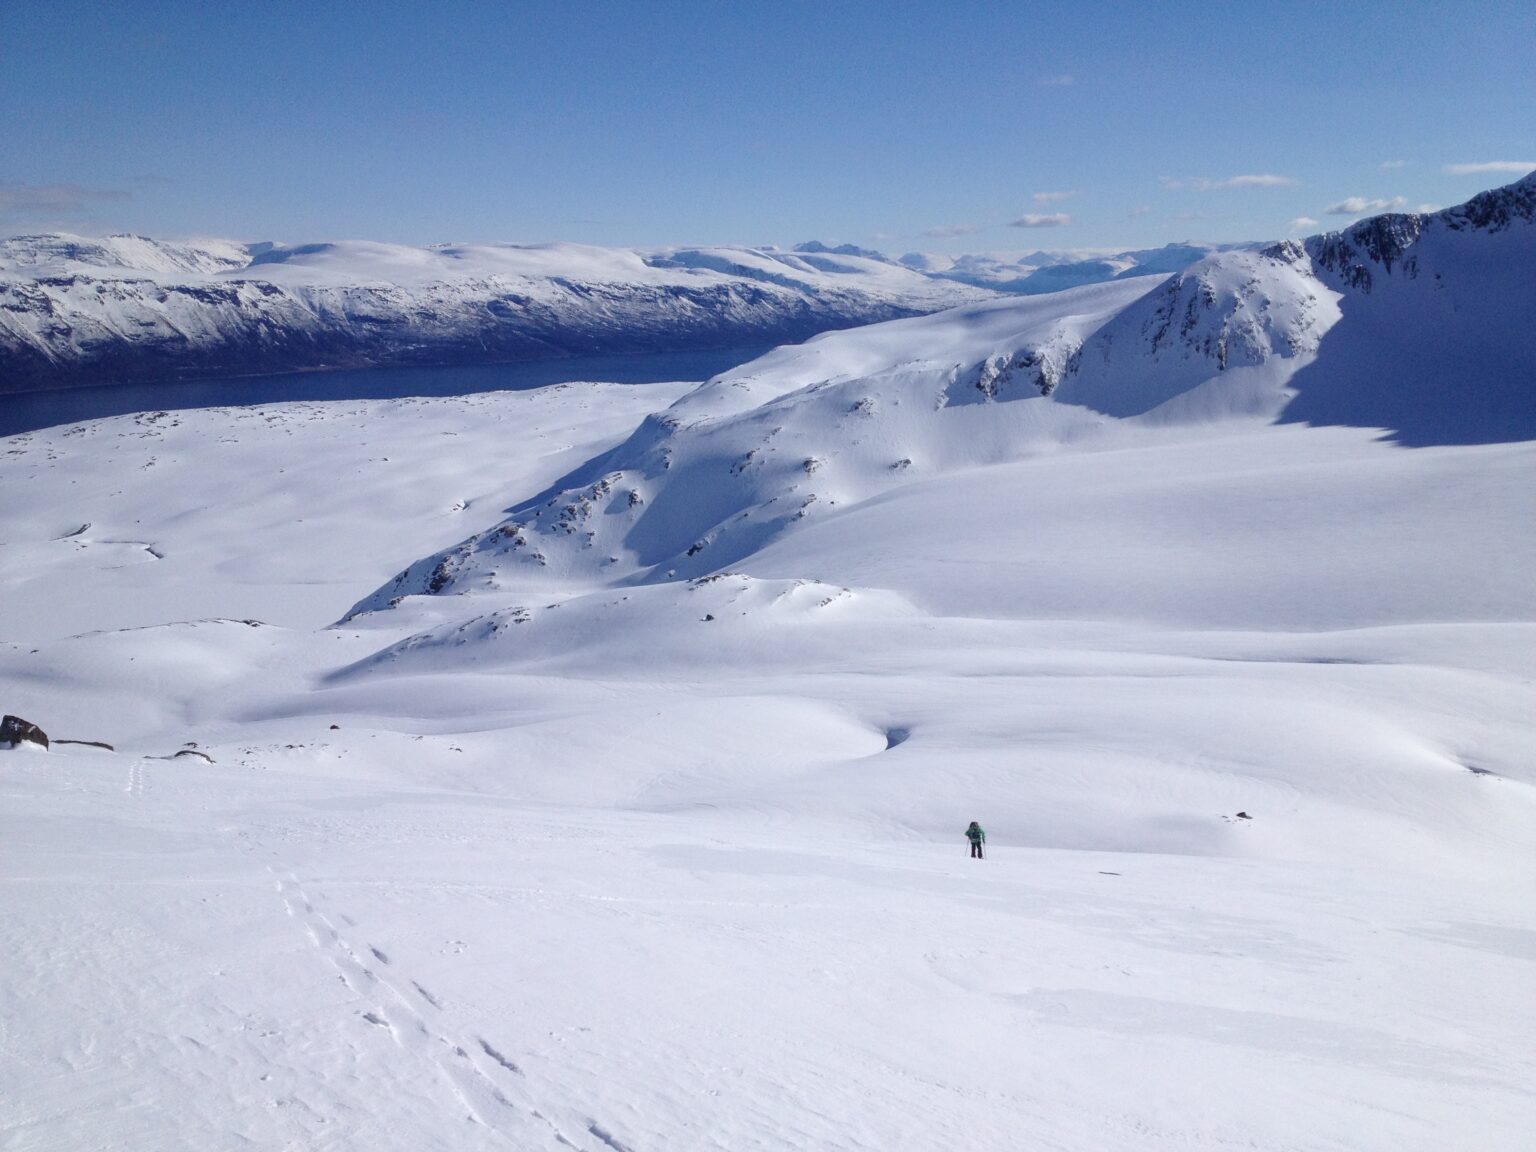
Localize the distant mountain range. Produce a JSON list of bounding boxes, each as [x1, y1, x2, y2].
[[0, 227, 1252, 393], [892, 242, 1255, 294], [0, 238, 988, 392], [3, 176, 1531, 402]]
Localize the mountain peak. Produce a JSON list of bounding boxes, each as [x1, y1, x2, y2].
[[793, 240, 891, 262]]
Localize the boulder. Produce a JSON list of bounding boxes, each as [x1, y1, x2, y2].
[[0, 714, 49, 749]]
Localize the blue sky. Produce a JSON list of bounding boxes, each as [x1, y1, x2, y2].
[[1, 1, 1532, 253]]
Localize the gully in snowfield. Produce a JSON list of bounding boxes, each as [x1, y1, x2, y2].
[[965, 821, 986, 859]]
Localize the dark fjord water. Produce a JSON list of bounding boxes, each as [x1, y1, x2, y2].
[[0, 346, 767, 437]]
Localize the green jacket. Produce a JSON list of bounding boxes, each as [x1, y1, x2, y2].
[[965, 824, 986, 843]]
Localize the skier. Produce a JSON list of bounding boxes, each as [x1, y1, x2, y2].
[[965, 820, 986, 859]]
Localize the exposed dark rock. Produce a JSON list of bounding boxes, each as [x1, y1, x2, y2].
[[1441, 172, 1536, 232], [53, 739, 114, 751], [1, 714, 48, 749], [1307, 213, 1425, 292]]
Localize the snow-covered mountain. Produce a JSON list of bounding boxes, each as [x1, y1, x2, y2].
[[0, 236, 988, 391], [898, 242, 1252, 294], [352, 173, 1536, 615]]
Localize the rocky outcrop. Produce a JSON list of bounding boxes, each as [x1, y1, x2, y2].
[[1307, 214, 1426, 292], [1306, 169, 1535, 293], [1, 714, 49, 749]]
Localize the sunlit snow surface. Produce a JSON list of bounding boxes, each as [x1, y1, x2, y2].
[[3, 302, 1535, 1149]]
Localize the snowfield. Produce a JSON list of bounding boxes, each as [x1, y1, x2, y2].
[[2, 179, 1535, 1151]]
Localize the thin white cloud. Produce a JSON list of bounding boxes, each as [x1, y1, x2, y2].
[[1444, 161, 1536, 175], [1222, 174, 1296, 189], [1009, 213, 1071, 229], [0, 182, 131, 217], [1416, 203, 1442, 213], [1037, 74, 1074, 87], [1379, 160, 1408, 170], [1288, 216, 1320, 233], [1325, 196, 1407, 215], [1160, 174, 1297, 191], [1032, 191, 1076, 205], [923, 223, 980, 238], [1127, 204, 1153, 219]]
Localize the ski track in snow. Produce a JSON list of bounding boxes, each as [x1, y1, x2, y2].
[[267, 868, 630, 1150]]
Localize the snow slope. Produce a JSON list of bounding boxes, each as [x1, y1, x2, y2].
[[3, 178, 1535, 1151], [0, 236, 987, 392], [3, 381, 1532, 1152]]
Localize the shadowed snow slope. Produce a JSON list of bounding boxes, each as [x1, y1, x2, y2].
[[1280, 172, 1536, 444]]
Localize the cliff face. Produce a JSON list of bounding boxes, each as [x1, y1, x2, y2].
[[1278, 171, 1536, 445], [1305, 171, 1536, 293]]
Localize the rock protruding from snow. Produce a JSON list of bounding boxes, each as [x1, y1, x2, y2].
[[1, 714, 49, 749], [1053, 243, 1341, 418], [1305, 170, 1535, 295]]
